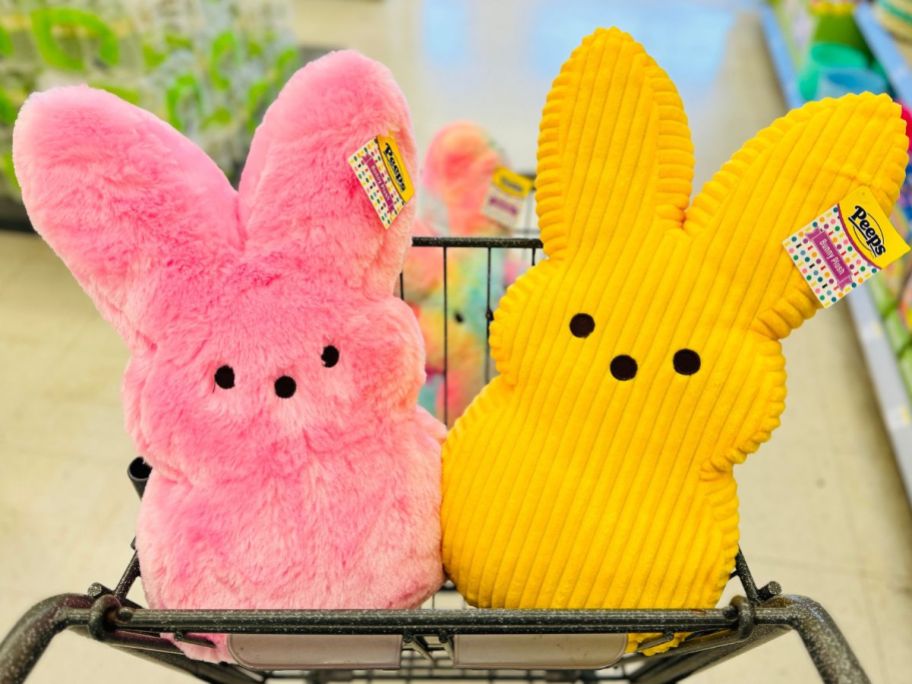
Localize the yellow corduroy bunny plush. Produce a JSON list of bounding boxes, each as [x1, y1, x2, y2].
[[441, 27, 907, 651]]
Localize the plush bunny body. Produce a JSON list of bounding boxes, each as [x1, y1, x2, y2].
[[404, 122, 526, 425], [14, 51, 445, 663], [132, 280, 445, 661], [410, 248, 494, 424], [441, 29, 907, 652]]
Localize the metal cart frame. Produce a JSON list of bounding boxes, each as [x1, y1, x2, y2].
[[0, 236, 871, 684]]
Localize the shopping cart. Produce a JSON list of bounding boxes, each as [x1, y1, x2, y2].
[[0, 235, 870, 684]]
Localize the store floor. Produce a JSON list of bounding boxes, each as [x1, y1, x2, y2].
[[2, 1, 911, 682]]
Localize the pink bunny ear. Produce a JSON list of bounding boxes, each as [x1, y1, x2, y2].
[[238, 50, 417, 297], [13, 86, 239, 346]]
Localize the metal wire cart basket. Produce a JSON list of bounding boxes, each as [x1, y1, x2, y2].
[[0, 236, 870, 684]]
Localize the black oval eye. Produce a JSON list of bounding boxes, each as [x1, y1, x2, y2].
[[274, 375, 296, 398], [321, 345, 340, 368], [454, 311, 465, 324], [673, 349, 701, 375], [569, 313, 595, 338], [610, 355, 637, 381], [214, 365, 235, 389]]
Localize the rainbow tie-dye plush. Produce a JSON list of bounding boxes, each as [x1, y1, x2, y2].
[[405, 122, 526, 426]]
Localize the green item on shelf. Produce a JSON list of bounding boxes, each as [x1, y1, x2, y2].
[[245, 77, 271, 133], [812, 8, 872, 57], [203, 106, 233, 128], [798, 41, 868, 100], [0, 89, 17, 126], [142, 42, 167, 70], [30, 7, 119, 72], [898, 348, 912, 396], [274, 45, 299, 81], [0, 12, 37, 65], [90, 82, 140, 105], [869, 273, 898, 316], [0, 151, 19, 195], [884, 309, 912, 353], [166, 73, 204, 132], [209, 31, 241, 90], [880, 253, 910, 299], [0, 21, 12, 57], [0, 0, 299, 206], [241, 47, 300, 134], [164, 32, 193, 51], [246, 37, 264, 59]]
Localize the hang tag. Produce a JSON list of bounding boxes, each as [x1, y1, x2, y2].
[[482, 166, 533, 229], [783, 187, 910, 308], [348, 134, 414, 229]]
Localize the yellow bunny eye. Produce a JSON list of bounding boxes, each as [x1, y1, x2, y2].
[[673, 349, 701, 376], [610, 355, 637, 381], [569, 313, 595, 338]]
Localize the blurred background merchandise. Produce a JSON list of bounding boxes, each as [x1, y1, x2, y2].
[[0, 0, 299, 222]]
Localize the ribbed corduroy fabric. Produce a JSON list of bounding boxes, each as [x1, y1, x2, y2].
[[441, 28, 907, 652]]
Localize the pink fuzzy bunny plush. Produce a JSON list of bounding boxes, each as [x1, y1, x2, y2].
[[13, 51, 446, 663]]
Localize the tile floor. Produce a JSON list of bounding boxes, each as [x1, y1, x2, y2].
[[1, 0, 911, 682]]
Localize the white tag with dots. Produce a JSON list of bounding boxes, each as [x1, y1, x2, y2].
[[348, 134, 414, 229], [481, 166, 533, 229], [783, 187, 909, 308]]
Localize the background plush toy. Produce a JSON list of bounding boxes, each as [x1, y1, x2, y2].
[[404, 122, 528, 425], [410, 246, 492, 426], [441, 28, 907, 652], [420, 121, 511, 238], [14, 50, 446, 663]]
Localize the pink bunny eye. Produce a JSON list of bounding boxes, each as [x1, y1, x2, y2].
[[214, 365, 235, 389], [321, 345, 340, 368], [274, 376, 297, 398]]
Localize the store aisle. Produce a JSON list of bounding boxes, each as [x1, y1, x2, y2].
[[1, 1, 910, 682]]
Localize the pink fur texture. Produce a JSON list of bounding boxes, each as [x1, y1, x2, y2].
[[13, 50, 445, 663]]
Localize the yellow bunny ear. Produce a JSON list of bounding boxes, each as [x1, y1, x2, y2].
[[685, 93, 908, 339], [536, 28, 694, 260]]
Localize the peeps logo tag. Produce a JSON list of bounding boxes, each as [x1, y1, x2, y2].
[[348, 134, 414, 229], [482, 166, 533, 229], [784, 187, 909, 308], [377, 134, 414, 203], [847, 204, 886, 257]]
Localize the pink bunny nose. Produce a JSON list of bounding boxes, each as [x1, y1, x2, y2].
[[274, 376, 297, 398]]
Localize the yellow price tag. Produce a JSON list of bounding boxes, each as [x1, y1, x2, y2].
[[491, 166, 533, 198], [377, 134, 414, 204], [348, 133, 414, 229], [839, 186, 909, 269]]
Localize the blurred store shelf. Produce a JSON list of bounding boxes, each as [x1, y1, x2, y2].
[[762, 1, 912, 506]]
